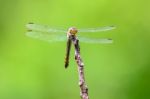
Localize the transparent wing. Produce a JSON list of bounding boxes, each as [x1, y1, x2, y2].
[[78, 26, 116, 33], [26, 23, 67, 33], [26, 31, 67, 43], [78, 37, 113, 44]]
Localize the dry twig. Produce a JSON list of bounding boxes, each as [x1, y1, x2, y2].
[[70, 35, 89, 99]]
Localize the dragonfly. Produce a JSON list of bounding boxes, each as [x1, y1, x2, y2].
[[26, 23, 116, 68]]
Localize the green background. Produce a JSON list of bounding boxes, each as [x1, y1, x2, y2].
[[0, 0, 150, 99]]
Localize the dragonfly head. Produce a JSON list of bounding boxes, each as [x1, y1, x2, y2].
[[68, 27, 78, 35]]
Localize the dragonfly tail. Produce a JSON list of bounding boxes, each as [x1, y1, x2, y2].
[[65, 64, 68, 68], [65, 59, 69, 68]]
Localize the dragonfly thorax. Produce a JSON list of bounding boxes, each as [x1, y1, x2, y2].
[[68, 27, 78, 35]]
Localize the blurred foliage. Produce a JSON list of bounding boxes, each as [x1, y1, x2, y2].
[[0, 0, 150, 99]]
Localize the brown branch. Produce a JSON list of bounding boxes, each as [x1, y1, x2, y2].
[[71, 35, 89, 99]]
